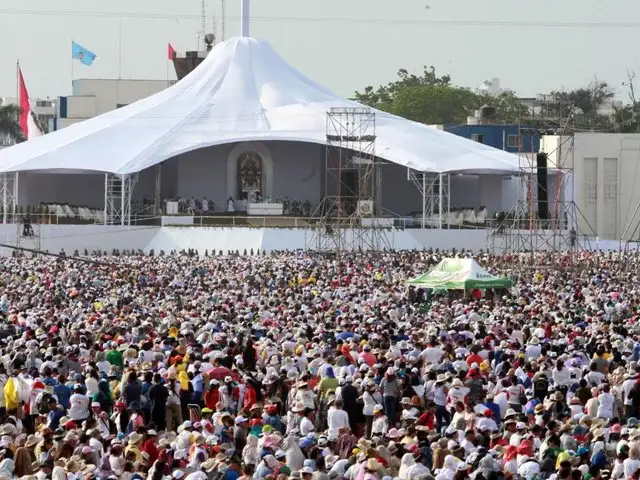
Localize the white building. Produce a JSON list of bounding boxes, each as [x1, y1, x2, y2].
[[542, 133, 640, 241], [57, 79, 171, 128], [476, 78, 512, 96]]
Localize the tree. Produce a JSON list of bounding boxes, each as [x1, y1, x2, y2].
[[353, 66, 451, 111], [354, 66, 483, 124], [354, 66, 532, 125], [0, 105, 24, 143], [476, 91, 531, 123], [390, 84, 478, 125], [547, 80, 614, 127], [614, 71, 640, 133]]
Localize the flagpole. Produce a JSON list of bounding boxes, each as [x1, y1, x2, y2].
[[70, 40, 74, 94], [118, 20, 123, 80], [16, 59, 19, 112]]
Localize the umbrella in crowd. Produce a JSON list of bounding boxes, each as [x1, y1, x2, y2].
[[0, 249, 635, 480]]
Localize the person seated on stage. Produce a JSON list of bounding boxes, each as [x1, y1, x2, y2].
[[227, 197, 235, 213], [201, 197, 209, 214]]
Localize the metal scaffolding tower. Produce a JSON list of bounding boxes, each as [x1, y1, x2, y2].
[[104, 173, 137, 225], [407, 170, 450, 228], [489, 132, 596, 259], [306, 107, 391, 252], [16, 218, 41, 254], [0, 172, 18, 224]]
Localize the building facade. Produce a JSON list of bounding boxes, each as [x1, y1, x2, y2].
[[443, 124, 540, 154], [542, 132, 640, 242], [57, 79, 171, 129]]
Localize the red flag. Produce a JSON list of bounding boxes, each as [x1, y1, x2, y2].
[[168, 43, 176, 60], [18, 67, 42, 140]]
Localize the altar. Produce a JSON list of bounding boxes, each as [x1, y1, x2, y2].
[[248, 203, 284, 216]]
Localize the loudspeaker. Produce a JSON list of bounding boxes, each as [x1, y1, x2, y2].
[[536, 153, 549, 220]]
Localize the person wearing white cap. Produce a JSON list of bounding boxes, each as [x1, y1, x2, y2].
[[371, 404, 388, 437]]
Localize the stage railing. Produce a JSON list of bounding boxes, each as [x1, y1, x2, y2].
[[0, 212, 501, 230]]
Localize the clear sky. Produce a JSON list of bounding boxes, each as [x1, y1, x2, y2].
[[2, 0, 640, 101]]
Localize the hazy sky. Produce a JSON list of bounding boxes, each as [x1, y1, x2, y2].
[[3, 0, 640, 101]]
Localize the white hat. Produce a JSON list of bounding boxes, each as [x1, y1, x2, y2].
[[235, 416, 248, 424]]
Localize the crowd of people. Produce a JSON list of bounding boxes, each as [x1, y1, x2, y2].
[[0, 248, 635, 480]]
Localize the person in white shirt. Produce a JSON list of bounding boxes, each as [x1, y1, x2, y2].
[[327, 399, 350, 437], [361, 381, 382, 438], [68, 384, 90, 421], [476, 409, 498, 432], [552, 359, 573, 388], [299, 408, 315, 436], [371, 404, 388, 437], [524, 337, 542, 361], [597, 384, 616, 420], [420, 344, 444, 366]]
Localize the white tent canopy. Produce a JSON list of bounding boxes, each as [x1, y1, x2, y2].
[[0, 37, 520, 176]]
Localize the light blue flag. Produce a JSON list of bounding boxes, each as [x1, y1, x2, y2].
[[72, 41, 97, 66]]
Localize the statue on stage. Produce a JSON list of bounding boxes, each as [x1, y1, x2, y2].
[[238, 151, 262, 200]]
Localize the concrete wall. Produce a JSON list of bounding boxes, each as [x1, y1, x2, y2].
[[0, 225, 158, 256], [0, 224, 629, 257]]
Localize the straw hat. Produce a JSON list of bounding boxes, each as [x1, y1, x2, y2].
[[65, 456, 85, 473], [24, 434, 39, 449]]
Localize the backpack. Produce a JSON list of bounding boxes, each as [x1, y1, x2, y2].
[[37, 392, 53, 414]]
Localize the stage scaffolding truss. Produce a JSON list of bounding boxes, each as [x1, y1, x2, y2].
[[0, 172, 18, 225], [489, 132, 596, 257], [104, 173, 138, 226], [306, 107, 391, 252], [407, 170, 450, 228]]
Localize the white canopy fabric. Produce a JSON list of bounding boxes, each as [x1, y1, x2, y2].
[[0, 37, 521, 175]]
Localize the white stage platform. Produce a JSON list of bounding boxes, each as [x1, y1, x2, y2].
[[0, 225, 628, 256]]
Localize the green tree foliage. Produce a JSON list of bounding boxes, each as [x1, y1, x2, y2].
[[546, 80, 615, 129], [476, 91, 531, 123], [354, 66, 530, 125], [0, 105, 24, 143]]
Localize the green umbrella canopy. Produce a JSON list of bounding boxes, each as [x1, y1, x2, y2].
[[407, 258, 513, 290]]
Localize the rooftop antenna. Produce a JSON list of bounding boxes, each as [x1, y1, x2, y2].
[[220, 0, 226, 41], [241, 0, 250, 37], [199, 0, 207, 49]]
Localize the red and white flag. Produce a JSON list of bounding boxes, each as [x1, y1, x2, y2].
[[18, 67, 43, 140]]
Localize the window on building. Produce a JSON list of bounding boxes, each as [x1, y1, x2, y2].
[[507, 134, 523, 148], [471, 134, 484, 143]]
